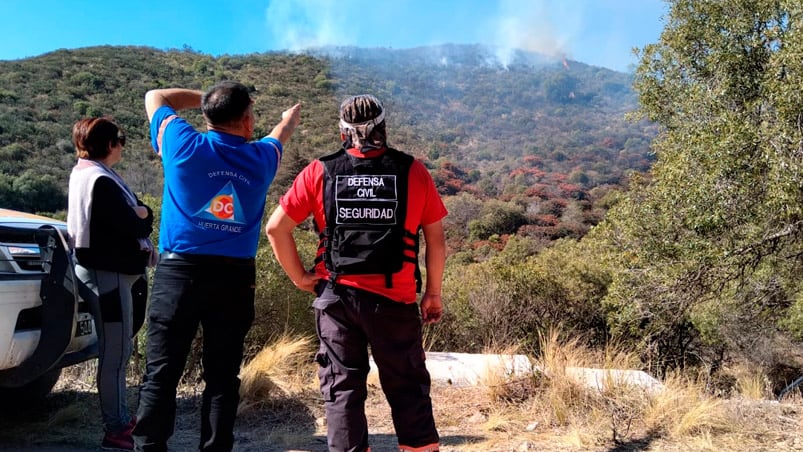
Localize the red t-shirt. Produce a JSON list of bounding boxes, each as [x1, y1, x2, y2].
[[280, 148, 448, 303]]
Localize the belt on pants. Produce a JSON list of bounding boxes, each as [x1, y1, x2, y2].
[[160, 252, 255, 266]]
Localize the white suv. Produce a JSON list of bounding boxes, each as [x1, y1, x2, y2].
[[0, 208, 97, 404]]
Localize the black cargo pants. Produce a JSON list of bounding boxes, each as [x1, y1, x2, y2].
[[313, 283, 439, 452], [133, 253, 256, 452]]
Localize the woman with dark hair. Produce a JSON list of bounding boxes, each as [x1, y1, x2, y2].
[[67, 117, 155, 451]]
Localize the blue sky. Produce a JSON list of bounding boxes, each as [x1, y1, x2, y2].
[[0, 0, 667, 73]]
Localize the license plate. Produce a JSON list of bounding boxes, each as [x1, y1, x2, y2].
[[75, 318, 93, 337]]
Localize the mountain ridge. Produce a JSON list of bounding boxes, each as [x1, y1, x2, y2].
[[0, 43, 654, 241]]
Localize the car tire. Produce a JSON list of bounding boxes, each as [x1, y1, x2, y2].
[[0, 367, 62, 407]]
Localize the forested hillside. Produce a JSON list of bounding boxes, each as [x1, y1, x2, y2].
[[0, 46, 336, 212], [428, 0, 803, 395], [4, 0, 803, 400], [0, 44, 654, 245]]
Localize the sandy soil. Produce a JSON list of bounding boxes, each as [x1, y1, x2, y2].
[[0, 379, 559, 452], [3, 376, 803, 451]]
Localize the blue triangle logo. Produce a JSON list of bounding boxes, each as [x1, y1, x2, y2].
[[194, 181, 246, 224]]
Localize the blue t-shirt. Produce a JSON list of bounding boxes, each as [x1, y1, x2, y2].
[[150, 105, 282, 258]]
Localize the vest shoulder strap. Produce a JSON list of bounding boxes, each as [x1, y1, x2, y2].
[[318, 147, 346, 163]]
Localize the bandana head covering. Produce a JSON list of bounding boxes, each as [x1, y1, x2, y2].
[[339, 94, 387, 152]]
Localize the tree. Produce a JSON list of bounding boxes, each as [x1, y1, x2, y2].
[[467, 199, 528, 241], [11, 171, 66, 213], [601, 0, 803, 373], [442, 192, 483, 245]]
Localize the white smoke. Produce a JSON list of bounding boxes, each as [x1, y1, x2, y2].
[[491, 0, 575, 68], [262, 0, 594, 69], [264, 0, 352, 51]]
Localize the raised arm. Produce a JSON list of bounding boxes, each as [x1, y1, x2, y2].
[[268, 103, 302, 146], [144, 88, 203, 123]]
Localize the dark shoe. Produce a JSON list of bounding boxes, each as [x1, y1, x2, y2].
[[102, 428, 134, 451]]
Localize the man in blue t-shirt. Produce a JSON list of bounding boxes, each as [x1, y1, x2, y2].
[[132, 81, 301, 452]]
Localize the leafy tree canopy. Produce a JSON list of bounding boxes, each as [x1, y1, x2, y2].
[[597, 0, 803, 372]]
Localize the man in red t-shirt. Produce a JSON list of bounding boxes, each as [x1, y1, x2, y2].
[[266, 94, 446, 452]]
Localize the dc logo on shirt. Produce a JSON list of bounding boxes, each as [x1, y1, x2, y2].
[[194, 181, 246, 224]]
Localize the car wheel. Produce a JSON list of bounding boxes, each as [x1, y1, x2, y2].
[[0, 367, 62, 407]]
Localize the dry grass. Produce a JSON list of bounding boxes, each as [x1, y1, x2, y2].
[[444, 328, 803, 451], [727, 363, 772, 401], [3, 332, 803, 451], [643, 372, 727, 438], [238, 334, 318, 414]]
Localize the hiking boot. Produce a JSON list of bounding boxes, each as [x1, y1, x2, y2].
[[101, 429, 133, 450], [102, 420, 135, 451]]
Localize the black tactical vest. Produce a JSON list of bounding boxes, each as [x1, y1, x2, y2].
[[316, 148, 421, 290]]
